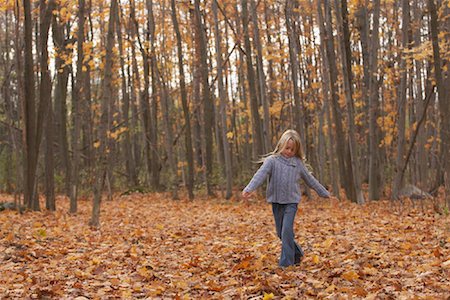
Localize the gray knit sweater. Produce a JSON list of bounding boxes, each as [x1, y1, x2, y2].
[[243, 155, 330, 204]]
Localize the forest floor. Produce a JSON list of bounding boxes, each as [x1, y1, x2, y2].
[[0, 192, 449, 299]]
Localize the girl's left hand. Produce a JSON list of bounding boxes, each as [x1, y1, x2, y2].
[[241, 191, 251, 199]]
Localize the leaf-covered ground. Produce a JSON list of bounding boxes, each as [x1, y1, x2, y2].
[[1, 193, 449, 299]]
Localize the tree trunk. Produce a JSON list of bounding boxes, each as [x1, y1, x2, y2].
[[70, 0, 86, 213], [334, 0, 365, 204], [52, 14, 71, 197], [194, 0, 215, 196], [13, 0, 24, 203], [392, 0, 411, 200], [90, 0, 117, 227], [285, 0, 307, 154], [116, 3, 138, 187], [428, 0, 450, 208], [241, 0, 264, 159], [317, 0, 340, 197], [147, 0, 161, 191], [322, 0, 354, 201], [213, 0, 233, 199], [250, 0, 271, 153], [23, 0, 39, 210], [171, 0, 194, 199], [39, 0, 56, 210], [367, 0, 382, 200]]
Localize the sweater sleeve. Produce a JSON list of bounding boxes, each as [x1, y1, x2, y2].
[[299, 162, 330, 198], [243, 157, 273, 193]]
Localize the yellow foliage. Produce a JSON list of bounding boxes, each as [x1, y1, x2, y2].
[[263, 292, 275, 300], [312, 254, 320, 264], [226, 131, 234, 140], [267, 101, 281, 117]]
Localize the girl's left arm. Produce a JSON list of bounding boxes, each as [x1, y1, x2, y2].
[[300, 163, 330, 198]]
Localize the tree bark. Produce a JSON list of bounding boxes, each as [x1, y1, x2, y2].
[[392, 0, 411, 200], [317, 0, 340, 197], [116, 3, 138, 187], [147, 0, 161, 191], [241, 0, 264, 159], [285, 0, 306, 150], [23, 0, 39, 210], [428, 0, 450, 207], [52, 13, 71, 197], [250, 0, 271, 153], [39, 0, 56, 211], [194, 0, 215, 196], [334, 0, 365, 204], [213, 0, 233, 199], [322, 0, 354, 201], [90, 0, 117, 227], [70, 0, 86, 213], [171, 0, 194, 199]]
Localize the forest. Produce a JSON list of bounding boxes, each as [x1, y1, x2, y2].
[[0, 0, 449, 217], [0, 0, 449, 298]]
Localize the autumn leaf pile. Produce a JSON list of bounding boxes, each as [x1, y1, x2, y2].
[[1, 193, 449, 299]]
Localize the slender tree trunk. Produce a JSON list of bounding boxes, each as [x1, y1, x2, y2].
[[367, 0, 382, 200], [131, 0, 153, 188], [147, 0, 161, 191], [213, 0, 233, 199], [194, 0, 215, 196], [23, 0, 39, 210], [263, 0, 275, 145], [190, 7, 203, 170], [127, 5, 142, 183], [241, 0, 264, 159], [14, 0, 24, 203], [334, 0, 365, 204], [90, 0, 117, 227], [317, 0, 339, 197], [250, 0, 270, 153], [158, 75, 179, 199], [392, 0, 411, 200], [52, 15, 71, 197], [234, 2, 251, 171], [322, 0, 353, 201], [2, 10, 14, 195], [116, 4, 138, 187], [70, 0, 86, 213], [428, 0, 450, 207], [39, 0, 56, 210], [171, 0, 194, 199], [412, 0, 426, 189], [285, 0, 306, 152]]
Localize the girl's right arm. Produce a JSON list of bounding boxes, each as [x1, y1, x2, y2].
[[242, 156, 274, 194]]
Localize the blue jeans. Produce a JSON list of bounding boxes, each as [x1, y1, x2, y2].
[[272, 203, 304, 267]]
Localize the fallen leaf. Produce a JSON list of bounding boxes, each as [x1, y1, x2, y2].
[[341, 270, 359, 281]]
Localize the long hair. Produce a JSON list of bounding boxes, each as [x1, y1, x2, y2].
[[258, 129, 304, 163]]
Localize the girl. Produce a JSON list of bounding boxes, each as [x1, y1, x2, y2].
[[242, 129, 330, 267]]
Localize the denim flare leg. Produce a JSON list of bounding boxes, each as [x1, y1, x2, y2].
[[272, 203, 304, 267]]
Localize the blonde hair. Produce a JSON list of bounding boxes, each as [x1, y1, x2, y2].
[[258, 129, 304, 162]]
